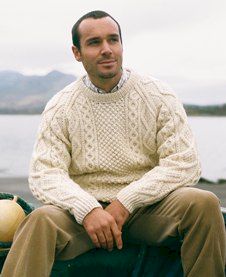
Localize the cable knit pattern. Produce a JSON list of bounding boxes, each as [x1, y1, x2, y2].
[[29, 71, 201, 224]]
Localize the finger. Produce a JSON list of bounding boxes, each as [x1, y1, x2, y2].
[[111, 221, 123, 249], [116, 220, 123, 232], [84, 226, 101, 248], [97, 232, 107, 249], [91, 233, 101, 248], [104, 229, 114, 251]]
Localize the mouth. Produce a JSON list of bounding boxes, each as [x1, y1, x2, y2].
[[98, 59, 116, 65]]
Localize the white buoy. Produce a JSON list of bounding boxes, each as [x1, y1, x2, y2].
[[0, 196, 26, 242]]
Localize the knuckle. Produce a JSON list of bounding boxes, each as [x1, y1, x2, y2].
[[108, 217, 115, 224], [115, 233, 122, 239], [100, 241, 106, 245], [99, 237, 106, 243], [107, 235, 113, 241], [95, 226, 102, 232], [107, 239, 113, 245], [87, 227, 95, 234], [101, 222, 110, 230], [92, 237, 98, 243], [115, 230, 122, 235]]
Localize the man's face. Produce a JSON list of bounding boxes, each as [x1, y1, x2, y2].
[[72, 16, 123, 83]]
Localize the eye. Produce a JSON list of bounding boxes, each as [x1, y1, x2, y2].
[[88, 39, 100, 46], [109, 37, 119, 43]]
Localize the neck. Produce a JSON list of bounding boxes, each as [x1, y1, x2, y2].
[[88, 70, 123, 93]]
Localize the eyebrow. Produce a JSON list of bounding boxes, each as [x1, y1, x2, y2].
[[109, 34, 120, 40], [85, 33, 120, 43], [86, 36, 100, 43], [109, 33, 119, 38]]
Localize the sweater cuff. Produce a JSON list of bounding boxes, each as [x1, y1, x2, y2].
[[72, 199, 103, 225], [116, 189, 141, 214]]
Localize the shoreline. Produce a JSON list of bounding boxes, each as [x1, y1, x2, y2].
[[1, 177, 226, 207]]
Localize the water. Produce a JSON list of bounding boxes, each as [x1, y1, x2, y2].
[[188, 117, 226, 182], [0, 115, 41, 177], [0, 115, 225, 182]]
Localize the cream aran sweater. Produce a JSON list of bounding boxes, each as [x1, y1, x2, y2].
[[29, 71, 201, 224]]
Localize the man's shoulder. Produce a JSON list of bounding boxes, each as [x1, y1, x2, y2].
[[134, 72, 176, 99], [130, 71, 183, 113], [43, 79, 81, 114]]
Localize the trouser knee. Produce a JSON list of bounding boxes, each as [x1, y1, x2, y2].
[[25, 205, 58, 223], [14, 205, 59, 239], [177, 188, 222, 226]]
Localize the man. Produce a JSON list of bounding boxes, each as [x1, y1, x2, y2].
[[2, 10, 225, 277]]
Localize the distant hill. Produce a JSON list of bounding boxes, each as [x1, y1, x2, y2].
[[0, 70, 225, 115], [184, 104, 226, 116], [0, 70, 76, 114]]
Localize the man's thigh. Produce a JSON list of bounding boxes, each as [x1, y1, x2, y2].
[[26, 205, 94, 260], [122, 187, 217, 247]]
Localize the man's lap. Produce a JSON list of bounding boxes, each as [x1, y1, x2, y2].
[[29, 187, 220, 258]]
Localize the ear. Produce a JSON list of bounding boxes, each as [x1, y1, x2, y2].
[[72, 45, 82, 62]]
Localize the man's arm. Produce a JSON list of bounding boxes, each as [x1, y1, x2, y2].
[[116, 89, 201, 214], [29, 92, 102, 225]]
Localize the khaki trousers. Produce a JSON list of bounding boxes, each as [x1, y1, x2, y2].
[[2, 187, 226, 277]]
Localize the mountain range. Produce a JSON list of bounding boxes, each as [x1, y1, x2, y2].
[[0, 70, 225, 115], [0, 70, 76, 113]]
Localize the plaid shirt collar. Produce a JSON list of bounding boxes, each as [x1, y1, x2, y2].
[[83, 68, 130, 94]]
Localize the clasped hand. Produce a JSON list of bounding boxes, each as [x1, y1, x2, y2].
[[82, 200, 130, 251]]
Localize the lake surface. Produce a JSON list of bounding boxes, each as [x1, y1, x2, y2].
[[0, 115, 225, 182]]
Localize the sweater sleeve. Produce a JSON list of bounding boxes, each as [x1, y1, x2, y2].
[[116, 90, 201, 214], [29, 93, 102, 224]]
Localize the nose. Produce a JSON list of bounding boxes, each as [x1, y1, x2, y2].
[[100, 40, 112, 56]]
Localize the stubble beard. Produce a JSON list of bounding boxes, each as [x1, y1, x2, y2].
[[97, 64, 122, 80], [98, 71, 117, 79]]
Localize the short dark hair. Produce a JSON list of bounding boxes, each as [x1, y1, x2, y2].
[[71, 10, 122, 50]]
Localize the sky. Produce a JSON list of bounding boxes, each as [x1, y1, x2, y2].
[[1, 0, 226, 104]]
